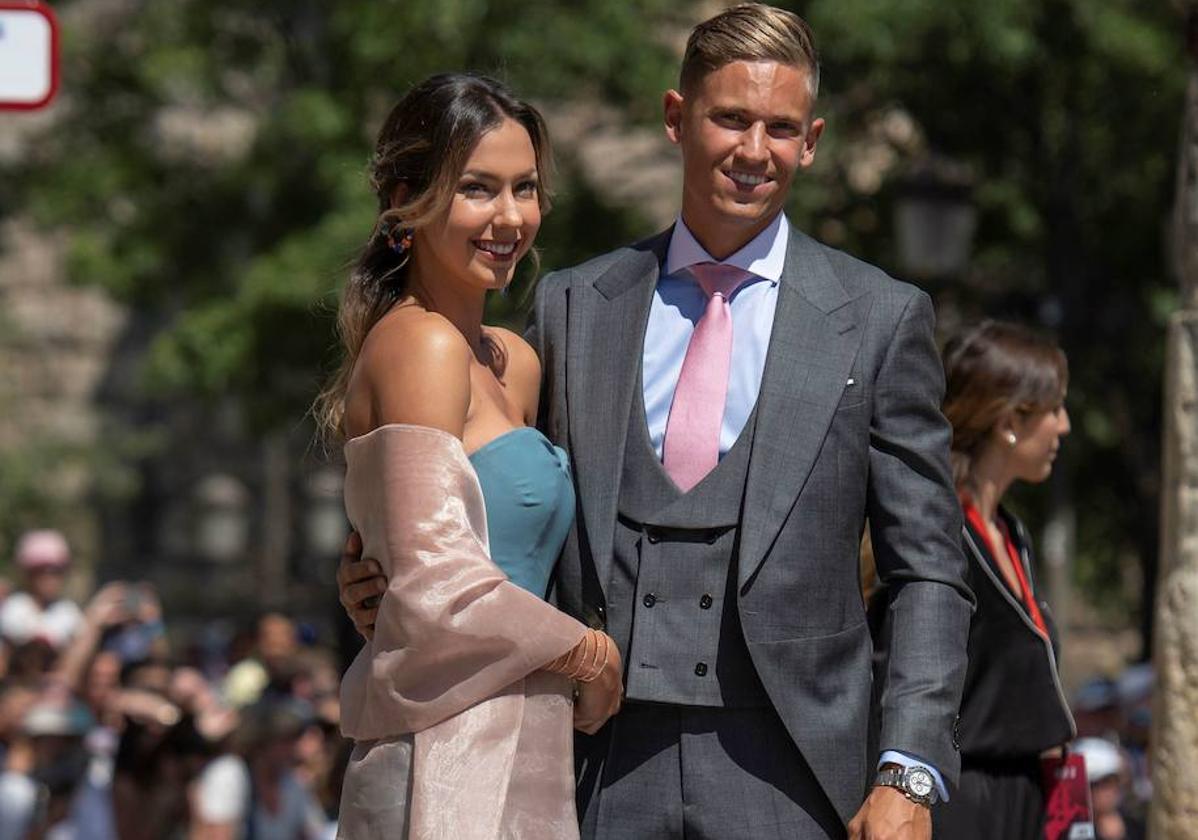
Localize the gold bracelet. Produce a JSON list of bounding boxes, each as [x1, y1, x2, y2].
[[577, 631, 610, 683], [566, 631, 591, 681]]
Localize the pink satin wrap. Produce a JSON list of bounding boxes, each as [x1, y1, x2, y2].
[[338, 424, 586, 840]]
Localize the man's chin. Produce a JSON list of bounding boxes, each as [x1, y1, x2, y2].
[[714, 201, 778, 227]]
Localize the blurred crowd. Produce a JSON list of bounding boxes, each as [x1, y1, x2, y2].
[[0, 526, 1161, 840], [0, 530, 348, 840], [1069, 664, 1155, 840]]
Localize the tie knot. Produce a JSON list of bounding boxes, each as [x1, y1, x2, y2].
[[688, 262, 753, 300]]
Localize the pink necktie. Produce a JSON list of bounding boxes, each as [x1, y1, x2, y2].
[[662, 262, 753, 491]]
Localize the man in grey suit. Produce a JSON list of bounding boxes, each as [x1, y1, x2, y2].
[[339, 4, 972, 839]]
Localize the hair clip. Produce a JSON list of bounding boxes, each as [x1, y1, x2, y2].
[[380, 221, 414, 256]]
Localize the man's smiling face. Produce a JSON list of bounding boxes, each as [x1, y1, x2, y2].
[[665, 59, 823, 258]]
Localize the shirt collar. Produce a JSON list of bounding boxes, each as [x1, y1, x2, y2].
[[664, 212, 789, 282]]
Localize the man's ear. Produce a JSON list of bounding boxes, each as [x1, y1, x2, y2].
[[663, 89, 685, 145], [799, 117, 826, 169]]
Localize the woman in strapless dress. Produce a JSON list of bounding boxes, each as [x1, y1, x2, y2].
[[313, 74, 623, 840]]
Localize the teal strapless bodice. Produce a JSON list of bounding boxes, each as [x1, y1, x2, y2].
[[468, 427, 574, 598]]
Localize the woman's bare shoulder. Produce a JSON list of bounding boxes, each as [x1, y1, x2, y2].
[[349, 308, 472, 438]]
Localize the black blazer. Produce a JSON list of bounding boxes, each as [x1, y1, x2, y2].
[[954, 507, 1076, 759]]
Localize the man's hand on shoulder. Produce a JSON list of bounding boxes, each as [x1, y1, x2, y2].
[[337, 532, 385, 640], [847, 785, 931, 840]]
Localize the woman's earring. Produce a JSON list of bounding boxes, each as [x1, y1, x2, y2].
[[1007, 432, 1018, 447], [381, 221, 415, 265]]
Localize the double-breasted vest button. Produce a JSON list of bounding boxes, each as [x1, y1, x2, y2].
[[694, 662, 708, 677], [699, 594, 713, 609], [642, 593, 657, 608]]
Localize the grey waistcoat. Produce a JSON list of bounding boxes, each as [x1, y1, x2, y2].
[[607, 387, 770, 708]]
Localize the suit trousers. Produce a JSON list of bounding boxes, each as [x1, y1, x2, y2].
[[577, 701, 845, 840]]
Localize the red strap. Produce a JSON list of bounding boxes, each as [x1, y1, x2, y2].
[[962, 500, 1049, 638]]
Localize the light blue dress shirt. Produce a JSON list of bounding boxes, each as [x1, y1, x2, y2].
[[642, 213, 786, 459], [642, 211, 949, 802]]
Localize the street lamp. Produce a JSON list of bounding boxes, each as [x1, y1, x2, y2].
[[894, 156, 977, 279]]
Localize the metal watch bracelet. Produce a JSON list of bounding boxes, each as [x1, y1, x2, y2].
[[874, 765, 939, 808]]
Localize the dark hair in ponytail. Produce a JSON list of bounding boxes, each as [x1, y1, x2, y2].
[[314, 73, 553, 441]]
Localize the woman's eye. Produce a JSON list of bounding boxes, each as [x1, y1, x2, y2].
[[461, 183, 491, 197], [516, 180, 539, 197]]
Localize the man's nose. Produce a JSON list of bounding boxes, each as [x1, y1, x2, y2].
[[1059, 407, 1072, 436], [737, 123, 769, 164]]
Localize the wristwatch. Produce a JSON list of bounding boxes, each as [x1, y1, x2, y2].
[[875, 764, 939, 807]]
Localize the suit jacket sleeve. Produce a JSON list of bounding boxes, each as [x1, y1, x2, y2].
[[526, 269, 563, 433], [866, 289, 974, 786], [524, 268, 560, 349]]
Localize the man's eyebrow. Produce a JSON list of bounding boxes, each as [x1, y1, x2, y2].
[[708, 106, 801, 123]]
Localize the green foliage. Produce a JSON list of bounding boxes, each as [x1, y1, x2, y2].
[[0, 435, 143, 573], [0, 442, 73, 563], [3, 0, 1186, 620], [789, 0, 1184, 623], [9, 0, 682, 433]]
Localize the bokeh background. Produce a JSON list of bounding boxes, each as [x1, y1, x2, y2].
[[0, 2, 1185, 835], [0, 0, 1184, 700]]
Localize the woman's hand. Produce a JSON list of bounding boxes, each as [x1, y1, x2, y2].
[[573, 636, 622, 734], [543, 629, 624, 734]]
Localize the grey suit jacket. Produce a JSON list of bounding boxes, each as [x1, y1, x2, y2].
[[528, 224, 974, 823]]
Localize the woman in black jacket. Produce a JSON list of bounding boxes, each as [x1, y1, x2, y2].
[[934, 320, 1077, 838]]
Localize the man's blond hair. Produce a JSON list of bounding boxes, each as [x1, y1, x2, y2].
[[680, 3, 820, 98]]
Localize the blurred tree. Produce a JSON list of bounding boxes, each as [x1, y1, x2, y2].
[[789, 0, 1184, 643], [2, 0, 1185, 629], [9, 0, 682, 432]]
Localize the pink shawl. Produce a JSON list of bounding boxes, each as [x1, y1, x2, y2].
[[338, 424, 586, 839]]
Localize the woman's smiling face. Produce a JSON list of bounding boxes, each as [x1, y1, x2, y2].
[[412, 117, 542, 293]]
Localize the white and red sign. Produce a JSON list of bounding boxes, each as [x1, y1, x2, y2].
[[0, 2, 59, 111]]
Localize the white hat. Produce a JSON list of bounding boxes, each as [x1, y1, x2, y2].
[[14, 530, 71, 570], [1073, 737, 1123, 782]]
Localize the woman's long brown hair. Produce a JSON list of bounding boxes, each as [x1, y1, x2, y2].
[[313, 73, 553, 442]]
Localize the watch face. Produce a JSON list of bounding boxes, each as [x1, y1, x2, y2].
[[907, 768, 934, 798]]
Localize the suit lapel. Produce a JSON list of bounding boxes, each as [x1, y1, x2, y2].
[[567, 231, 670, 593], [738, 229, 867, 590]]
